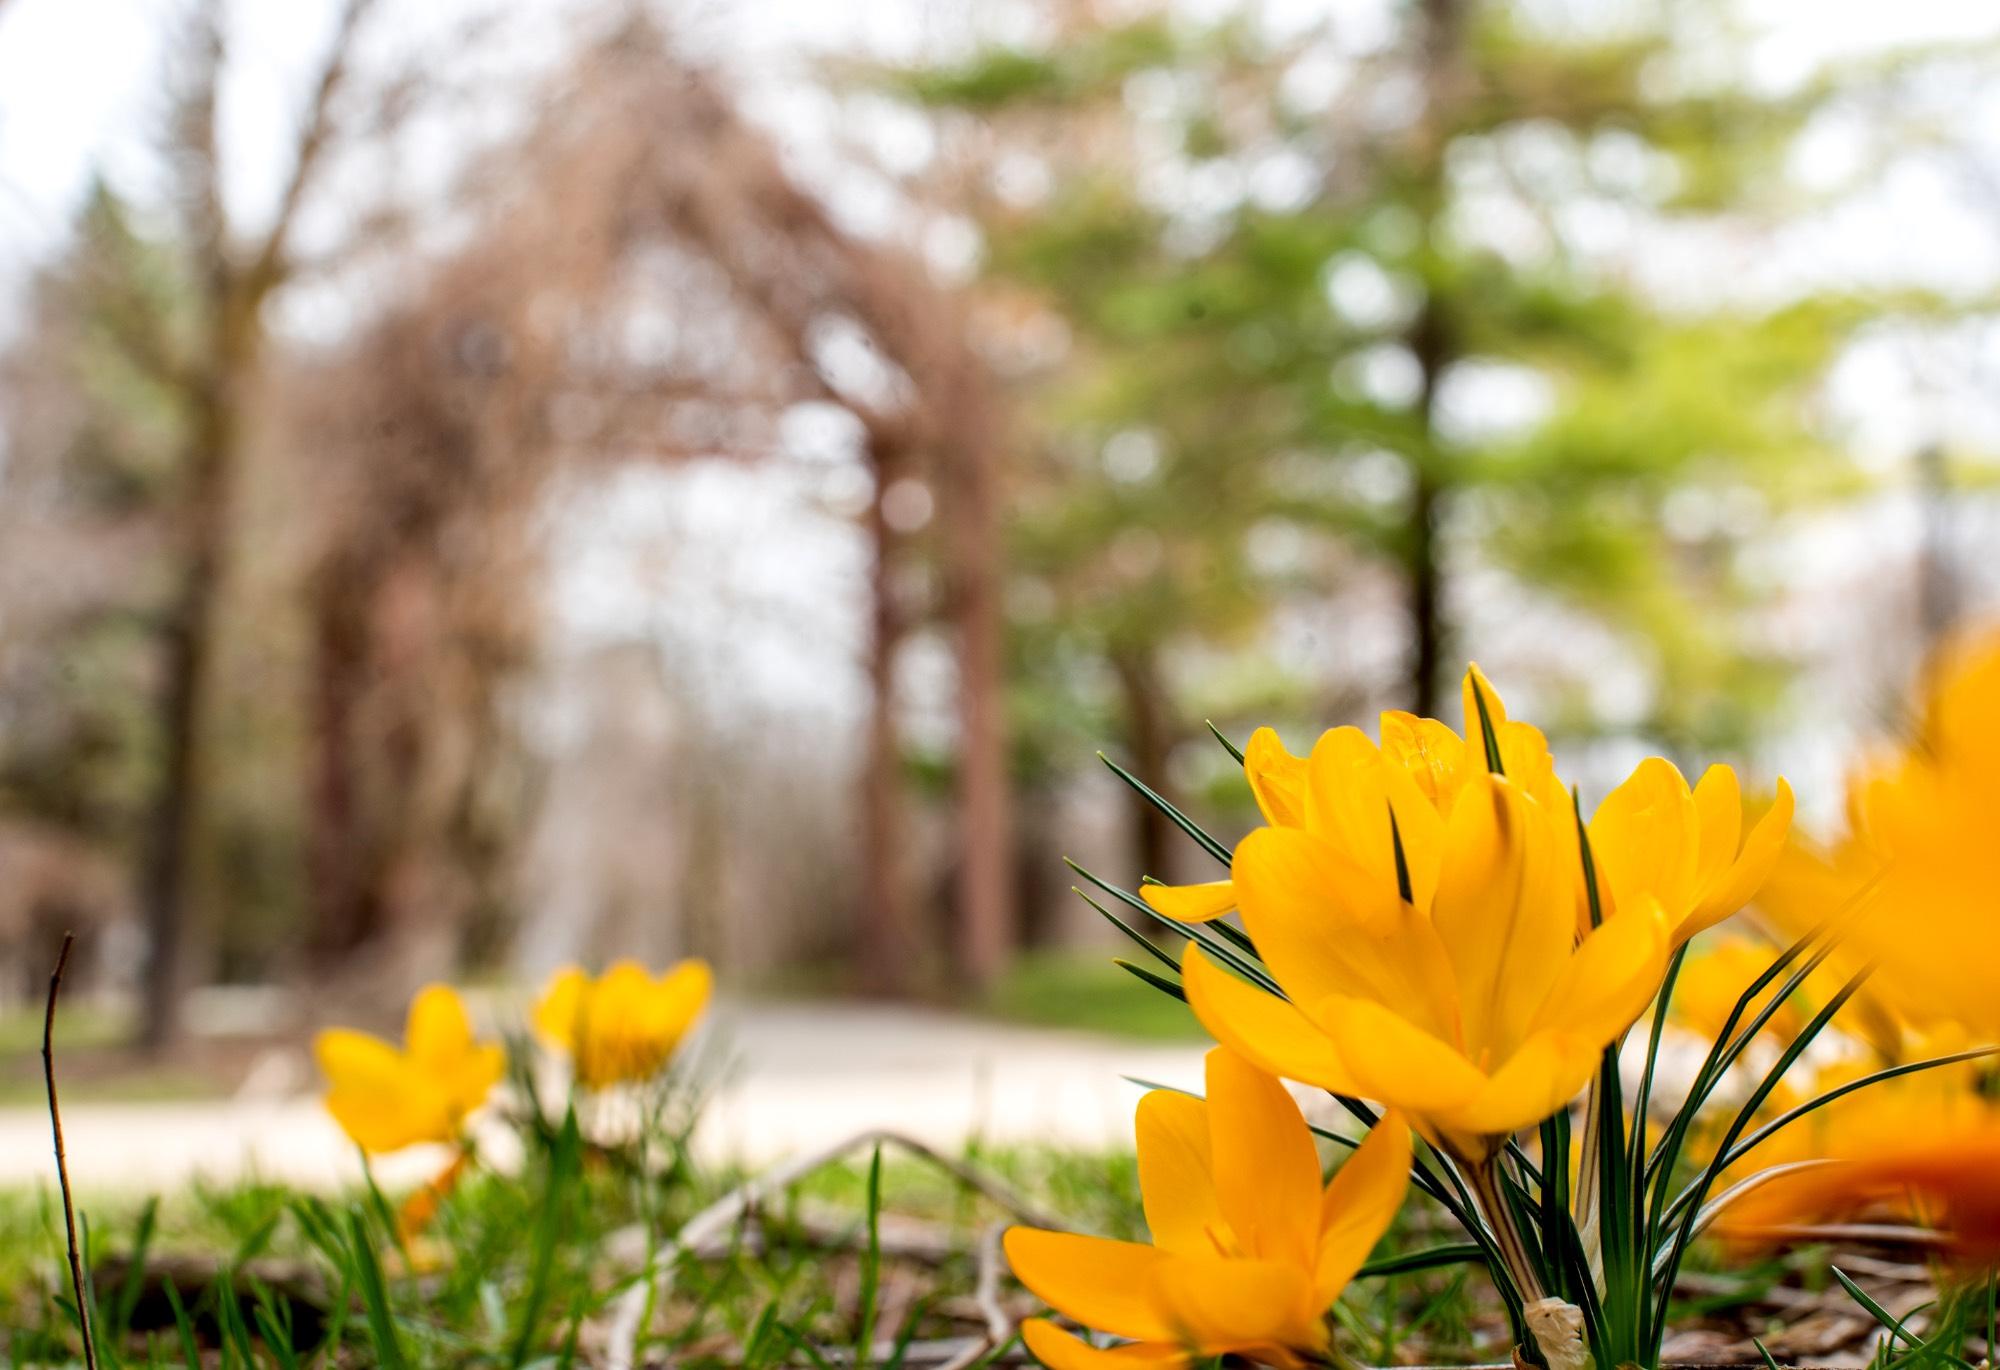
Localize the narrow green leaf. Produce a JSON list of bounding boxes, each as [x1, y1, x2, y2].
[[1355, 1243, 1490, 1278], [511, 1107, 583, 1367], [1468, 674, 1505, 774], [1097, 751, 1233, 865], [856, 1145, 884, 1364], [1074, 887, 1181, 971], [347, 1209, 409, 1370], [1113, 958, 1187, 1002], [1206, 720, 1246, 764]]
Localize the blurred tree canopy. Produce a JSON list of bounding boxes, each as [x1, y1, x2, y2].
[[880, 0, 1976, 869], [4, 0, 1999, 1019]]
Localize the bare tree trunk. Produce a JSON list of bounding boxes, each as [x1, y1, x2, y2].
[[858, 435, 915, 994], [305, 563, 377, 960], [943, 408, 1014, 990], [1111, 645, 1178, 888], [1402, 0, 1465, 721], [139, 381, 239, 1049]]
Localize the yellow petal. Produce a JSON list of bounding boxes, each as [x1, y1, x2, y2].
[[1148, 1255, 1325, 1357], [1020, 1321, 1187, 1370], [1231, 826, 1459, 1043], [443, 1042, 505, 1126], [1140, 881, 1237, 924], [1312, 994, 1486, 1113], [1590, 757, 1700, 923], [1135, 1091, 1225, 1258], [314, 1026, 403, 1089], [1428, 775, 1567, 1065], [1529, 898, 1668, 1047], [1205, 1047, 1320, 1270], [533, 967, 586, 1051], [1302, 727, 1403, 898], [1689, 778, 1794, 941], [316, 1028, 443, 1153], [405, 984, 474, 1069], [1181, 946, 1357, 1095], [654, 959, 714, 1043], [1315, 1110, 1412, 1304], [1004, 1229, 1176, 1342], [1443, 1029, 1598, 1139], [1244, 727, 1309, 828], [1378, 710, 1467, 811], [1692, 765, 1744, 892]]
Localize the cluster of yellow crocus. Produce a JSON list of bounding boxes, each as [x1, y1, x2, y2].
[[1006, 1047, 1410, 1370], [315, 959, 712, 1158], [1155, 667, 1790, 1168]]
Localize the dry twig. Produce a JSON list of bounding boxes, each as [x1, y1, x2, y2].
[[43, 931, 98, 1370], [602, 1129, 1068, 1370]]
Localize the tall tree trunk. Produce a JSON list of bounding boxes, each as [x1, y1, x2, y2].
[[305, 561, 378, 961], [1111, 645, 1178, 889], [858, 434, 915, 994], [1402, 0, 1465, 721], [943, 399, 1014, 990], [138, 375, 241, 1050]]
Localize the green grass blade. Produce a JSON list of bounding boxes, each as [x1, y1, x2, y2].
[[1831, 1267, 1931, 1354], [346, 1208, 409, 1370], [856, 1144, 884, 1366], [511, 1107, 582, 1367], [163, 1279, 201, 1369], [111, 1196, 159, 1340]]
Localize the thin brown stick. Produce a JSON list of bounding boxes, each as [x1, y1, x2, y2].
[[43, 931, 98, 1370]]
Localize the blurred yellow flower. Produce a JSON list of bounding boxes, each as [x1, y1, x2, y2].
[[1669, 935, 1809, 1047], [534, 959, 712, 1089], [314, 985, 504, 1154], [1006, 1047, 1410, 1370], [1725, 1119, 2000, 1263], [1835, 632, 2000, 1040]]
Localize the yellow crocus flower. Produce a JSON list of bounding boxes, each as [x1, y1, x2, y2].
[[533, 959, 712, 1089], [1586, 757, 1793, 947], [1006, 1047, 1410, 1370], [1184, 766, 1668, 1166], [314, 985, 504, 1154], [1140, 665, 1569, 926], [1144, 667, 1787, 953]]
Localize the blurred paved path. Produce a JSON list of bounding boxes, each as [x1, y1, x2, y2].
[[0, 1002, 1207, 1194]]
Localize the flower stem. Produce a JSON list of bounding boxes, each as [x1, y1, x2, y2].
[[1468, 1156, 1547, 1306]]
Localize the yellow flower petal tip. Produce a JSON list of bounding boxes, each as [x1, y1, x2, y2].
[[1005, 1047, 1408, 1366], [533, 958, 713, 1089], [1138, 880, 1236, 923], [314, 984, 501, 1155]]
